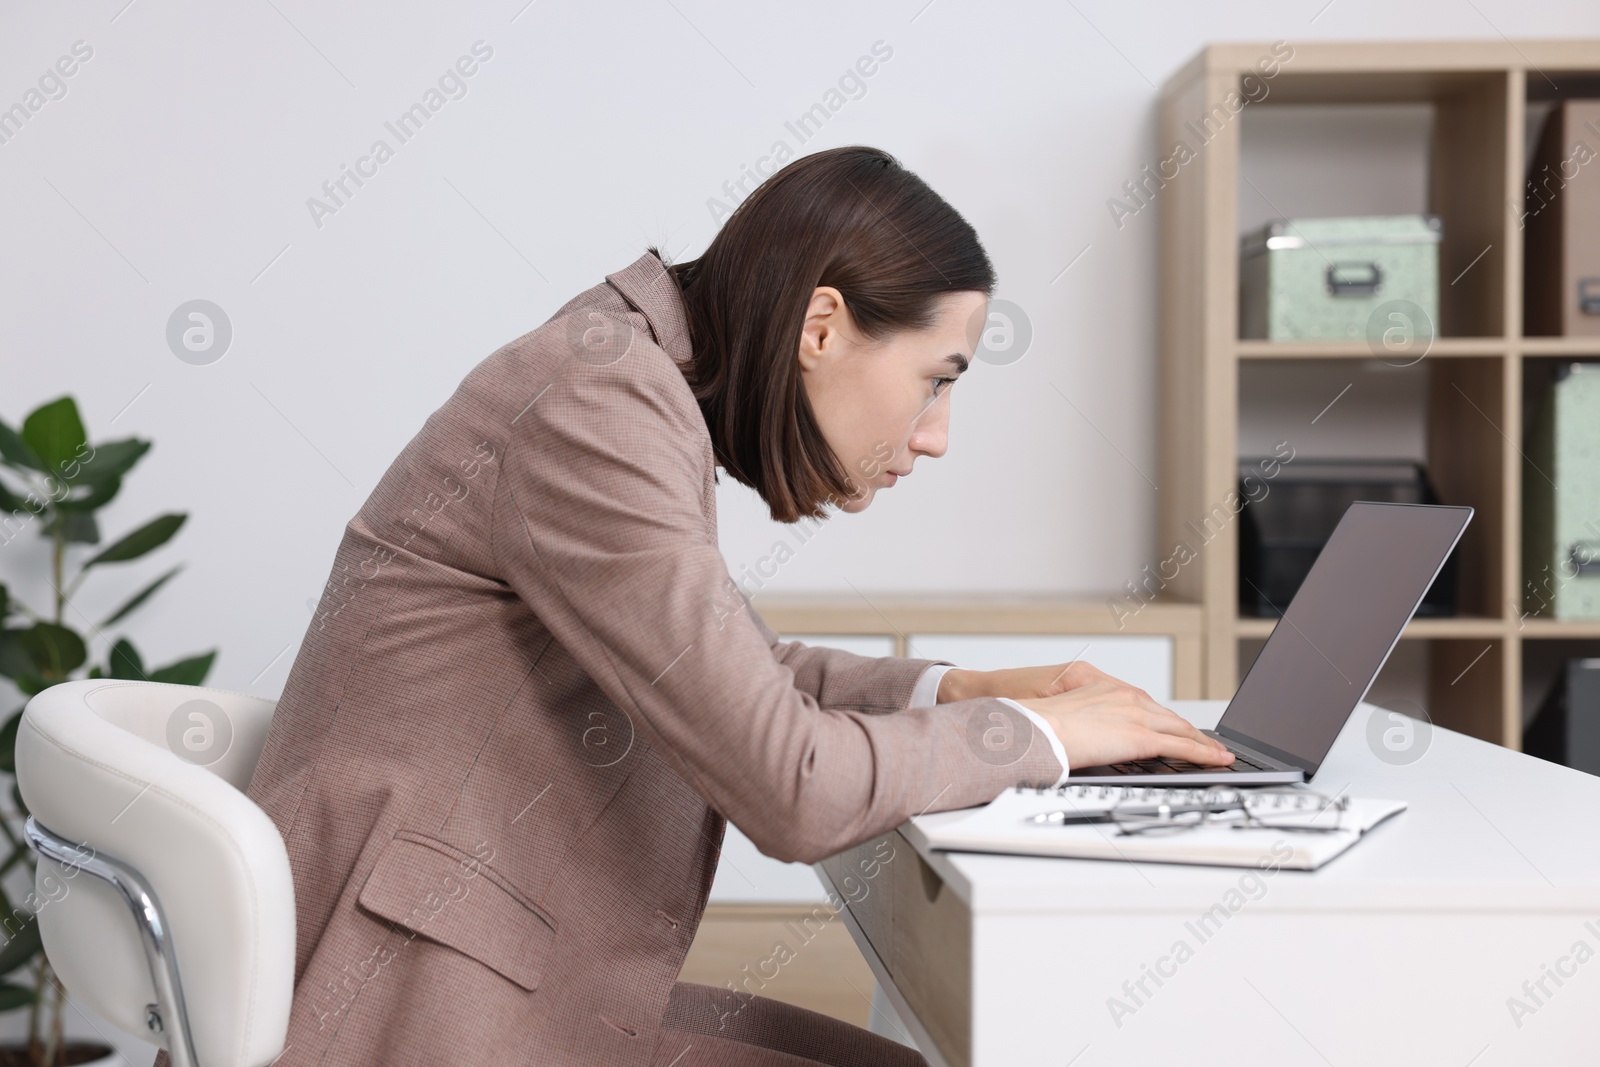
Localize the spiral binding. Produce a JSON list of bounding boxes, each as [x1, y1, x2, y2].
[[1014, 782, 1325, 811]]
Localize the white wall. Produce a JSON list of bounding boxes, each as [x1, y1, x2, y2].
[[3, 0, 1599, 702]]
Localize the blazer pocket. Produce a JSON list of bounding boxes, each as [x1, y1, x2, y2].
[[356, 829, 557, 992]]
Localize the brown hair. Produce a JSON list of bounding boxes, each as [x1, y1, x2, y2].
[[649, 145, 996, 524]]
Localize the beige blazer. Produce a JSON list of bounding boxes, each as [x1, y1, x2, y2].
[[227, 251, 1063, 1065]]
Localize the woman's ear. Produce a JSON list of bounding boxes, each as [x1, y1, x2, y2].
[[797, 286, 847, 374]]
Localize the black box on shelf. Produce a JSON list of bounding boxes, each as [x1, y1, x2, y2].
[[1237, 458, 1461, 617], [1524, 658, 1600, 776]]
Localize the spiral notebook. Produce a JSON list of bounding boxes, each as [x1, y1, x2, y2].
[[908, 784, 1407, 870]]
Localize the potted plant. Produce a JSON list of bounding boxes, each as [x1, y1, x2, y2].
[[0, 397, 216, 1067]]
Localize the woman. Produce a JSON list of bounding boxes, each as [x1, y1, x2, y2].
[[232, 145, 1232, 1067]]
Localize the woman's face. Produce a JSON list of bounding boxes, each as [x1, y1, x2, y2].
[[797, 287, 987, 513]]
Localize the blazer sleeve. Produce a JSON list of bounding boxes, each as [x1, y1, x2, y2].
[[734, 587, 953, 714], [491, 330, 1064, 865]]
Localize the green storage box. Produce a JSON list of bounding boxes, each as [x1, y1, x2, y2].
[[1523, 361, 1600, 620], [1239, 214, 1442, 341]]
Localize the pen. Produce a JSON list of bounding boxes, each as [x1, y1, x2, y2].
[[1024, 799, 1245, 826]]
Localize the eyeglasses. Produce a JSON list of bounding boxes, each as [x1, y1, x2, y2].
[[1025, 786, 1352, 838], [1112, 787, 1350, 837]]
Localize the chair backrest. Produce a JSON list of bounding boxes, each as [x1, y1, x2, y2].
[[16, 679, 294, 1067]]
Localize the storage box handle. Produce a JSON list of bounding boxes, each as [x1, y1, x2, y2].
[[1326, 261, 1383, 297], [1579, 278, 1600, 316], [1568, 541, 1600, 577]]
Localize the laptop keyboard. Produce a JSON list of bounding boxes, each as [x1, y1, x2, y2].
[[1105, 749, 1273, 775]]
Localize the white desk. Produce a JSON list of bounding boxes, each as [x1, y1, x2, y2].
[[815, 700, 1600, 1067]]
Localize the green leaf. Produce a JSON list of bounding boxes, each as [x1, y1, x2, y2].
[[0, 631, 41, 691], [61, 510, 100, 544], [0, 420, 42, 472], [20, 397, 87, 478], [0, 710, 19, 774], [0, 916, 41, 977], [7, 676, 45, 698], [84, 513, 186, 568], [16, 623, 88, 683], [106, 638, 146, 681], [0, 982, 35, 1011], [0, 849, 19, 893], [70, 438, 151, 489], [0, 476, 26, 515], [101, 566, 182, 628], [148, 650, 215, 686], [0, 623, 88, 689], [63, 437, 150, 486], [0, 585, 7, 621], [55, 474, 122, 512]]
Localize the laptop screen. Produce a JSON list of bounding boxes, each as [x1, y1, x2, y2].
[[1216, 501, 1472, 772]]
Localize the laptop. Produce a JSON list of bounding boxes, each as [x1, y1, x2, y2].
[[1069, 500, 1473, 785]]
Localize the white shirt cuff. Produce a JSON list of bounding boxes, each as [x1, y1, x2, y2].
[[999, 697, 1071, 786], [911, 664, 1069, 785], [909, 663, 955, 708]]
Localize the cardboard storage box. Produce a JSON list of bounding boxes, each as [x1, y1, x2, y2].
[[1524, 98, 1600, 337], [1240, 214, 1442, 341], [1523, 361, 1600, 619]]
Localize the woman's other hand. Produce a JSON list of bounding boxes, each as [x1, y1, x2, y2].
[[938, 659, 1154, 703]]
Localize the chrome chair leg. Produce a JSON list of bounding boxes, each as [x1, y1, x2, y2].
[[23, 816, 202, 1067]]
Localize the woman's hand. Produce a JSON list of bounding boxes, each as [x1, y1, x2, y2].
[[938, 659, 1153, 702], [1016, 677, 1234, 769]]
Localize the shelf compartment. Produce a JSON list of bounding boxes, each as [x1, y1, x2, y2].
[[1233, 632, 1507, 745], [1429, 638, 1513, 745], [1521, 71, 1600, 340], [1236, 72, 1512, 339], [1518, 637, 1600, 740], [1235, 354, 1509, 621], [1426, 356, 1511, 619]]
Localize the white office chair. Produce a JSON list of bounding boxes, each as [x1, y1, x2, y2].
[[16, 679, 295, 1067]]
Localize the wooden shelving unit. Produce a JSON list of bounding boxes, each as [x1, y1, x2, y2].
[[1157, 40, 1600, 749]]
